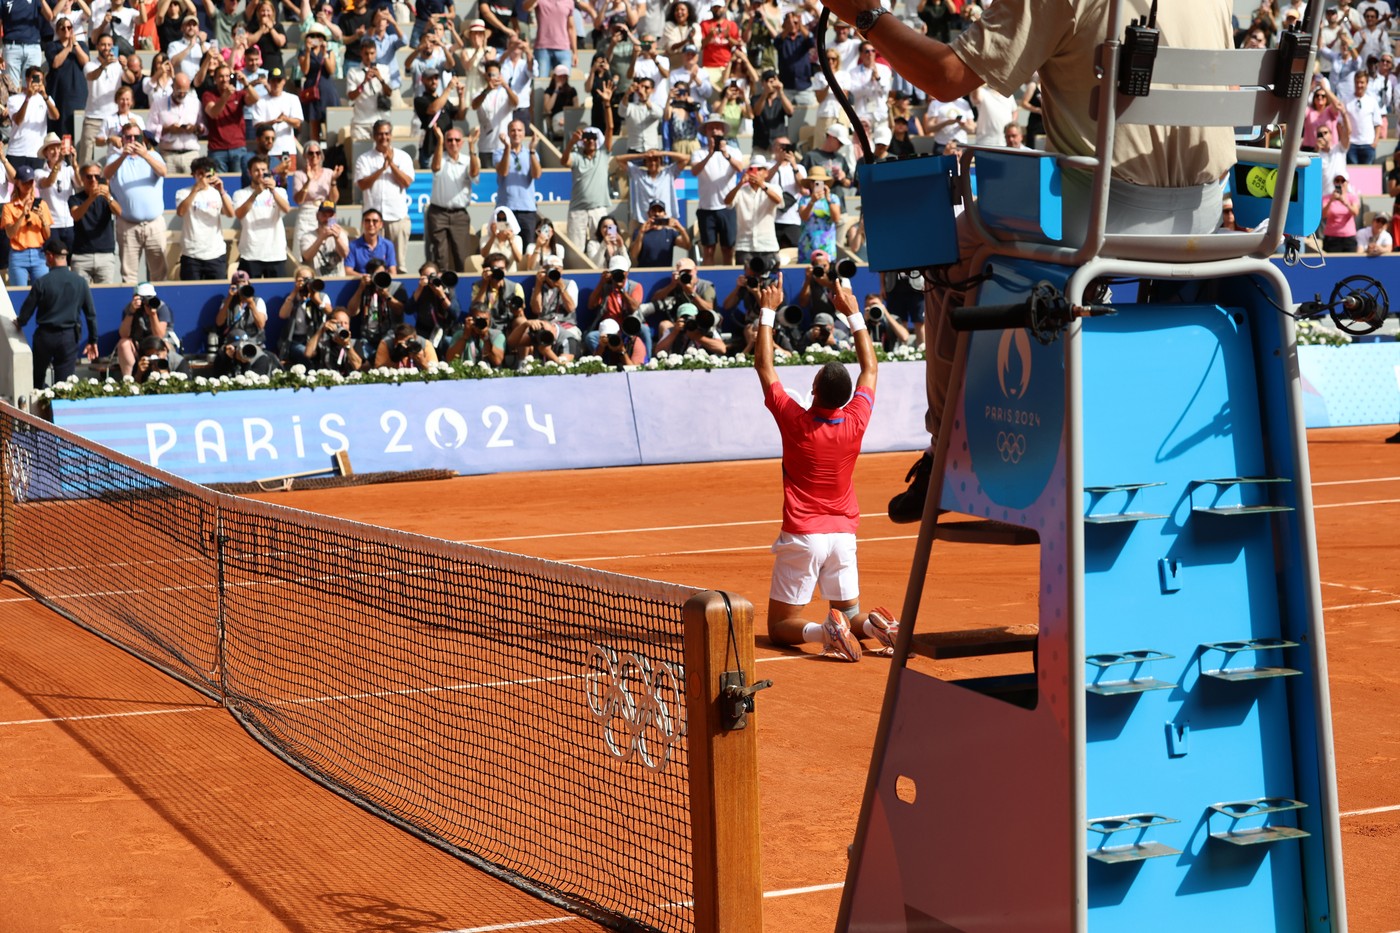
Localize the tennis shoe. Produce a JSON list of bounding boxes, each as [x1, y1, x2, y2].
[[867, 607, 900, 657], [822, 610, 863, 662]]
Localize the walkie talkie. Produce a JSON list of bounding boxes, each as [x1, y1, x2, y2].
[[1273, 24, 1313, 99], [1118, 0, 1159, 97]]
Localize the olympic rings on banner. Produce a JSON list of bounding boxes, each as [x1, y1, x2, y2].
[[585, 644, 686, 773], [996, 431, 1026, 464]]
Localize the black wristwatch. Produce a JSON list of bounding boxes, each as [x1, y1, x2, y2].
[[855, 6, 890, 36]]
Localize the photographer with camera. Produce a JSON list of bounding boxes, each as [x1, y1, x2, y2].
[[798, 310, 844, 352], [133, 335, 192, 383], [277, 265, 334, 365], [509, 252, 580, 364], [720, 255, 782, 330], [471, 252, 527, 327], [643, 256, 716, 332], [795, 248, 843, 320], [209, 327, 281, 378], [862, 294, 916, 353], [115, 282, 175, 377], [628, 199, 692, 267], [348, 257, 404, 356], [215, 269, 268, 344], [596, 316, 646, 367], [585, 253, 644, 351], [299, 200, 351, 277], [724, 152, 782, 270], [373, 322, 439, 370], [407, 260, 463, 354], [654, 301, 725, 355], [445, 308, 507, 366], [304, 308, 365, 375]]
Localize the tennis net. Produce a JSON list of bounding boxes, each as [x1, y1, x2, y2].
[[0, 403, 728, 933]]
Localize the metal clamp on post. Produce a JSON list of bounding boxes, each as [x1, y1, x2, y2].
[[719, 670, 773, 731], [949, 283, 1115, 343]]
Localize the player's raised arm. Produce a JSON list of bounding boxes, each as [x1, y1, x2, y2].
[[833, 284, 876, 392], [754, 280, 783, 389]]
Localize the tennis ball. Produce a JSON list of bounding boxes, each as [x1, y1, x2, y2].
[[1245, 166, 1277, 198]]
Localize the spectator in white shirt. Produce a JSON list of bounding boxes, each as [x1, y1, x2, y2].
[[354, 119, 416, 270], [168, 14, 215, 85], [175, 156, 234, 280], [724, 152, 781, 269], [249, 67, 305, 169], [690, 118, 745, 265], [153, 73, 202, 174], [6, 66, 59, 170], [1345, 71, 1385, 163], [622, 74, 664, 151], [472, 59, 519, 166], [37, 133, 78, 250], [299, 199, 351, 277], [426, 124, 480, 272], [1357, 211, 1393, 253], [232, 154, 291, 278], [345, 37, 393, 141], [926, 96, 976, 154], [81, 36, 123, 166], [1354, 7, 1391, 66], [498, 36, 534, 120], [96, 0, 144, 55], [847, 41, 891, 126], [969, 85, 1017, 148], [101, 85, 145, 156]]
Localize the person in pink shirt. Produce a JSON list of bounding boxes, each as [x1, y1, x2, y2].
[[1321, 171, 1361, 252], [753, 278, 900, 662]]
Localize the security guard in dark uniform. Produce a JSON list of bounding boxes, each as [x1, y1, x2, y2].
[[16, 237, 99, 388]]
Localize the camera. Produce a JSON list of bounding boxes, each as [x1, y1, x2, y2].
[[530, 326, 554, 346], [828, 258, 858, 281], [391, 336, 424, 361], [679, 270, 694, 286], [488, 267, 505, 281], [685, 309, 717, 332], [237, 341, 261, 362], [305, 277, 325, 293], [507, 294, 525, 312], [471, 315, 489, 329], [372, 270, 393, 290], [142, 354, 170, 371], [609, 268, 626, 284], [239, 283, 256, 300], [606, 331, 623, 347], [866, 304, 886, 322], [428, 270, 459, 288], [779, 305, 804, 327], [546, 268, 562, 282]]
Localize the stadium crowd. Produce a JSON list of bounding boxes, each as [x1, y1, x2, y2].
[[5, 0, 1400, 381]]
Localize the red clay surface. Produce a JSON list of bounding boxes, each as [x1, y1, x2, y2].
[[1, 428, 1398, 932]]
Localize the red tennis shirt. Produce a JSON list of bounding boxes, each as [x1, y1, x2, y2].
[[764, 381, 875, 535]]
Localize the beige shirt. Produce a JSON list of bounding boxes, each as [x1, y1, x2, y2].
[[953, 0, 1235, 188]]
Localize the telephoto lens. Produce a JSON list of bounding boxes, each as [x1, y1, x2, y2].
[[428, 274, 442, 287], [146, 295, 162, 311], [238, 341, 260, 361], [697, 309, 717, 331], [531, 327, 553, 346], [835, 258, 858, 280], [489, 267, 505, 281], [440, 270, 459, 288], [547, 268, 562, 282], [472, 315, 489, 329], [866, 304, 886, 322], [679, 270, 693, 285], [405, 337, 424, 353], [622, 316, 642, 336], [610, 268, 625, 284], [606, 332, 622, 347], [310, 278, 325, 292], [335, 327, 351, 341], [373, 270, 393, 290], [746, 275, 759, 288], [239, 283, 256, 299], [780, 305, 804, 327]]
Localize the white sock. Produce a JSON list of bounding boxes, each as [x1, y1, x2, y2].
[[803, 622, 827, 644], [862, 620, 884, 640]]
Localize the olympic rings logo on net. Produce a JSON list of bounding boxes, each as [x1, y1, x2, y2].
[[996, 431, 1027, 464], [3, 439, 32, 504], [586, 644, 686, 773]]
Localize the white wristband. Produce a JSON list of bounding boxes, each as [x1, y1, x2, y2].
[[846, 314, 867, 333], [759, 308, 776, 328]]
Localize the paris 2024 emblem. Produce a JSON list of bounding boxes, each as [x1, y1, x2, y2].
[[965, 326, 1064, 510]]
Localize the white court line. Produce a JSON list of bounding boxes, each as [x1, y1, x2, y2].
[[1341, 803, 1400, 818], [561, 535, 919, 564], [0, 704, 216, 727], [1314, 498, 1400, 510], [1325, 599, 1400, 612], [1311, 476, 1400, 487]]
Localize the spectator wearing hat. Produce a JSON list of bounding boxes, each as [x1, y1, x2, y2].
[[662, 1, 700, 70], [426, 124, 479, 272], [629, 199, 691, 266], [232, 154, 291, 278], [297, 19, 342, 143], [16, 237, 98, 387], [68, 161, 121, 283], [690, 117, 744, 264], [249, 68, 305, 170], [204, 64, 262, 174], [670, 42, 712, 100], [803, 123, 855, 190], [1322, 172, 1361, 252], [7, 67, 59, 172], [543, 64, 581, 141], [37, 134, 79, 253], [209, 327, 281, 377], [1358, 211, 1393, 254], [151, 74, 202, 175], [796, 167, 843, 262], [495, 119, 543, 246], [4, 165, 53, 285], [473, 59, 520, 163], [103, 120, 168, 285], [346, 38, 394, 141], [512, 252, 582, 363], [346, 207, 398, 274], [354, 118, 415, 265], [699, 2, 738, 79], [169, 14, 216, 85], [595, 315, 647, 366], [796, 309, 842, 352], [774, 10, 815, 105], [751, 68, 793, 156], [299, 200, 351, 276], [725, 152, 781, 270], [561, 125, 616, 249], [415, 70, 468, 169], [586, 254, 644, 348], [655, 300, 725, 354], [175, 156, 234, 281], [459, 19, 494, 99], [115, 281, 176, 377]]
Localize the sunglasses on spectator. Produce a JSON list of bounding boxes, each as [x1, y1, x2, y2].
[[83, 172, 103, 180]]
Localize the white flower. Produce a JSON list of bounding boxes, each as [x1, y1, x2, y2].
[[348, 371, 362, 381], [41, 388, 54, 400], [102, 383, 114, 393], [194, 375, 208, 386], [88, 377, 99, 386], [476, 361, 492, 372], [290, 364, 307, 377], [122, 374, 134, 384], [65, 374, 81, 385], [622, 364, 639, 372], [645, 359, 659, 370], [128, 385, 141, 395]]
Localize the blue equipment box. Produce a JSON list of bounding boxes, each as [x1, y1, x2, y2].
[[1228, 155, 1322, 236], [856, 155, 960, 272], [974, 149, 1065, 242]]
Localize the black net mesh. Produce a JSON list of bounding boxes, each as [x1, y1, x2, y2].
[[0, 406, 698, 933]]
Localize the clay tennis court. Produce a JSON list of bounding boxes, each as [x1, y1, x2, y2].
[[2, 428, 1398, 932]]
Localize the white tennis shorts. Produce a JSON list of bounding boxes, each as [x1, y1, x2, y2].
[[769, 531, 859, 605]]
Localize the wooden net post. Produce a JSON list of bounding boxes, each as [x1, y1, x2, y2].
[[684, 590, 764, 933]]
